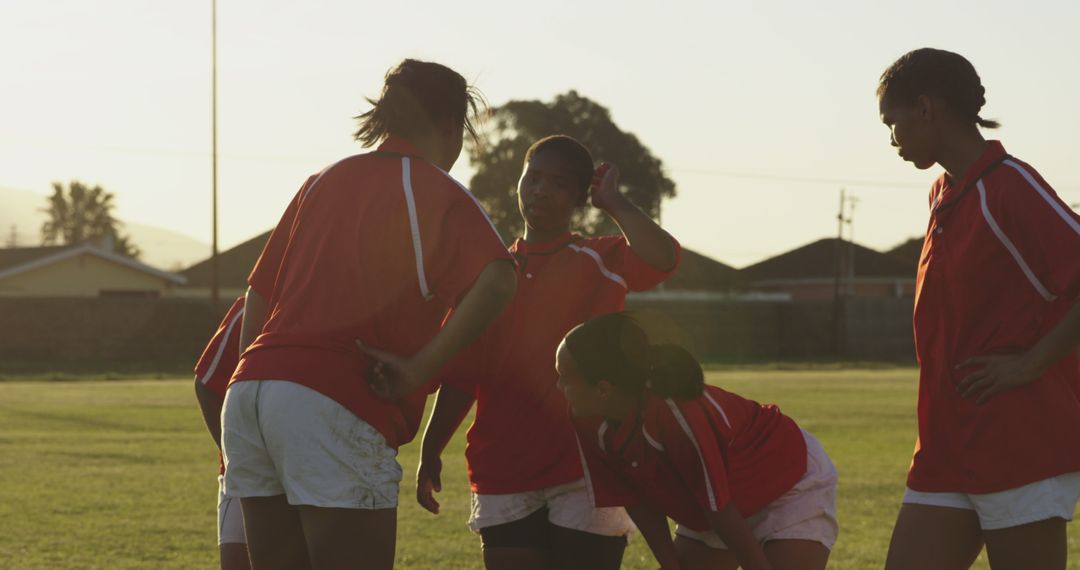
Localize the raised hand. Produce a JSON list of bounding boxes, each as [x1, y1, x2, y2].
[[590, 162, 625, 212]]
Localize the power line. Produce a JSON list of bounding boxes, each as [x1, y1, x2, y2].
[[667, 165, 1080, 194], [3, 137, 1079, 194]]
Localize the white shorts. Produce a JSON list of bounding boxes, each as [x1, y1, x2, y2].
[[218, 475, 246, 545], [468, 478, 634, 537], [221, 380, 402, 509], [676, 430, 839, 550], [902, 472, 1080, 530]]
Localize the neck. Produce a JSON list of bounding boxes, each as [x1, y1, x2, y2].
[[401, 133, 444, 169], [938, 126, 988, 182], [604, 394, 639, 422], [523, 224, 570, 244]]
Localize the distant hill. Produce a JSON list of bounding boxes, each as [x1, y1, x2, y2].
[[886, 236, 923, 268], [0, 186, 209, 271]]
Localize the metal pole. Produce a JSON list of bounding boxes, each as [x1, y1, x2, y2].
[[832, 188, 845, 357], [210, 0, 220, 307]]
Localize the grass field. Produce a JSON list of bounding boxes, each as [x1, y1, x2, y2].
[[1, 370, 1078, 569]]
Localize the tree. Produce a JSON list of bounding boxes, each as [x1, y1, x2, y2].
[[41, 180, 140, 258], [466, 91, 676, 239]]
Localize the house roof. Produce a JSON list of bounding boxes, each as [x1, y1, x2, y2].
[[663, 248, 742, 291], [181, 231, 742, 293], [180, 231, 271, 289], [741, 237, 916, 283], [0, 243, 186, 284]]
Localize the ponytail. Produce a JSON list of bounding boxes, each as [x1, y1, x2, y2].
[[564, 312, 704, 401], [354, 59, 487, 147], [646, 344, 705, 399]]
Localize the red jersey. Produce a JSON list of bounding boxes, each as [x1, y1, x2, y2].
[[573, 385, 807, 531], [910, 140, 1080, 493], [195, 296, 245, 400], [441, 232, 679, 494], [194, 296, 245, 475], [232, 136, 513, 449]]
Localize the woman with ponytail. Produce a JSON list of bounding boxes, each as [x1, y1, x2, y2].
[[221, 59, 517, 569], [557, 312, 838, 570], [878, 48, 1080, 570]]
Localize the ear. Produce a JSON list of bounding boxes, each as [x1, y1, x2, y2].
[[596, 379, 616, 400], [915, 95, 934, 121]]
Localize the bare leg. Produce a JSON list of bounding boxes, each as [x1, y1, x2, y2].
[[297, 505, 397, 570], [549, 525, 626, 570], [482, 547, 549, 570], [240, 495, 310, 570], [763, 538, 830, 570], [884, 503, 983, 570], [673, 534, 738, 570], [220, 543, 251, 570], [983, 517, 1066, 570]]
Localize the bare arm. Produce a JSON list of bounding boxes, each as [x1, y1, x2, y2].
[[361, 259, 517, 400], [416, 384, 475, 514], [959, 300, 1080, 403], [626, 504, 681, 570], [704, 503, 772, 570], [194, 380, 225, 450], [196, 288, 267, 449], [591, 164, 678, 272]]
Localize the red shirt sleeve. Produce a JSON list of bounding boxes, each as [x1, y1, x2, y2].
[[194, 297, 246, 399], [424, 193, 514, 308], [247, 179, 310, 299], [572, 417, 639, 508], [585, 235, 681, 292], [658, 398, 733, 512], [990, 164, 1080, 305]]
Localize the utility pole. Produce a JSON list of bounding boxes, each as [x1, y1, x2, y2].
[[832, 189, 858, 357], [5, 225, 17, 248], [210, 0, 220, 307]]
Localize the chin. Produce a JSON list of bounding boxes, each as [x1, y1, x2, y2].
[[912, 158, 937, 170]]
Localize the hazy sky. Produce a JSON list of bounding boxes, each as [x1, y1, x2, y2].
[[2, 0, 1078, 267]]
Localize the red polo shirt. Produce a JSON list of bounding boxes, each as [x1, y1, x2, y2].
[[441, 232, 680, 494], [909, 140, 1080, 493], [573, 385, 807, 531], [195, 297, 246, 400], [231, 136, 513, 449]]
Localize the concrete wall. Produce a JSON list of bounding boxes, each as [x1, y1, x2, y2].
[[0, 297, 222, 372], [627, 297, 914, 362], [0, 297, 916, 373]]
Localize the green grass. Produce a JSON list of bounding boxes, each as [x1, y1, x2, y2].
[[1, 371, 1078, 569]]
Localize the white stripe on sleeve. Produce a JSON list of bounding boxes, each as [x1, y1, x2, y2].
[[977, 181, 1056, 302], [567, 244, 628, 289], [665, 399, 718, 511], [433, 166, 508, 248], [198, 308, 245, 385], [702, 392, 733, 430], [1004, 160, 1080, 237]]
